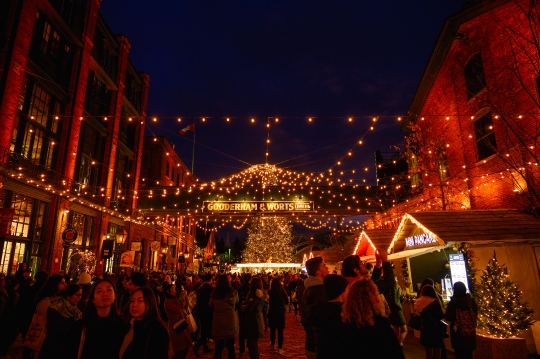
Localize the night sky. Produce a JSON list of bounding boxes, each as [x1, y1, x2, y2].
[[100, 1, 471, 183]]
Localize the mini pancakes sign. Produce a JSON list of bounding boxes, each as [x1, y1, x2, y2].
[[405, 233, 438, 248], [203, 201, 314, 212]]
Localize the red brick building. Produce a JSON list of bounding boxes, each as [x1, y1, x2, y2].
[[0, 0, 158, 277], [139, 136, 198, 273], [370, 0, 540, 228], [140, 136, 197, 188]]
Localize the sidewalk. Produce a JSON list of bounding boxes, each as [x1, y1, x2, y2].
[[3, 312, 455, 359]]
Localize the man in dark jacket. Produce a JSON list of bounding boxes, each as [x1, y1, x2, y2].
[[301, 257, 328, 359], [237, 273, 251, 355], [193, 274, 214, 356], [304, 274, 349, 359]]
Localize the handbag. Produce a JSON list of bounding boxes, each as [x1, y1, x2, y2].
[[173, 319, 189, 334], [24, 309, 46, 350], [408, 312, 422, 330], [185, 310, 198, 333]]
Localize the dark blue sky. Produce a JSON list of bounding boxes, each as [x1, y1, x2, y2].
[[100, 1, 471, 184]]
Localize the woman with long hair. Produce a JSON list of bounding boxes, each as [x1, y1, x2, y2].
[[445, 282, 477, 359], [267, 277, 288, 354], [24, 274, 67, 357], [342, 279, 404, 358], [119, 286, 169, 359], [40, 284, 83, 359], [164, 283, 192, 359], [243, 277, 265, 359], [68, 279, 127, 359], [414, 285, 446, 359], [209, 275, 238, 359]]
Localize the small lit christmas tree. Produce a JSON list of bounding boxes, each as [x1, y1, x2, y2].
[[476, 252, 534, 338], [242, 216, 296, 263], [66, 249, 97, 281]]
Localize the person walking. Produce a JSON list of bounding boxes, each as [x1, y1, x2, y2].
[[236, 273, 251, 356], [193, 274, 214, 356], [39, 283, 83, 359], [267, 277, 288, 355], [164, 283, 192, 359], [303, 274, 349, 359], [301, 257, 328, 359], [243, 277, 265, 359], [445, 282, 477, 359], [415, 285, 447, 359], [386, 277, 408, 347], [119, 287, 169, 359], [24, 273, 67, 358], [209, 275, 238, 359]]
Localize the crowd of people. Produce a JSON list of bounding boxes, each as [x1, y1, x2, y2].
[[0, 250, 477, 359]]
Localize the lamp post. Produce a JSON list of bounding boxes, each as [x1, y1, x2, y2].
[[115, 228, 127, 275]]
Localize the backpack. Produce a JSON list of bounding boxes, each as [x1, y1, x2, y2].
[[455, 307, 477, 336]]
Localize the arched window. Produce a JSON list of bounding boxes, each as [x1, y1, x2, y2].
[[473, 111, 497, 160], [464, 53, 487, 98]]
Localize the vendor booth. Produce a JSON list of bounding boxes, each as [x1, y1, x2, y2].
[[352, 229, 395, 262], [386, 209, 540, 353]]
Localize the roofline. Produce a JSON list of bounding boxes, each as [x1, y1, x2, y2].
[[404, 0, 511, 130]]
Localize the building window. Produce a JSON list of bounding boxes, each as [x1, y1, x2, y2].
[[165, 162, 170, 177], [10, 194, 33, 237], [464, 53, 487, 99], [436, 142, 450, 180], [70, 212, 94, 248], [474, 112, 497, 160], [18, 82, 62, 169], [77, 123, 102, 188]]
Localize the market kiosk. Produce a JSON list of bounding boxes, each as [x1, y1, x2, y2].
[[352, 229, 395, 262], [386, 209, 540, 352]]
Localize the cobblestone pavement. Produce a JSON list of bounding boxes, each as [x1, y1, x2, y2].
[[3, 311, 455, 359]]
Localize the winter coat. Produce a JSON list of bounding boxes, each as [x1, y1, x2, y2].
[[194, 282, 213, 338], [304, 301, 350, 359], [243, 289, 264, 340], [414, 296, 446, 348], [209, 291, 238, 339], [267, 289, 288, 329], [343, 315, 405, 359], [120, 318, 169, 359], [40, 298, 82, 359], [301, 276, 328, 352], [164, 298, 192, 353], [67, 312, 127, 359], [445, 294, 477, 352]]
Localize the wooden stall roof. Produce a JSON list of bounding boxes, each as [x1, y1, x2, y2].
[[391, 209, 540, 253], [354, 229, 396, 257]]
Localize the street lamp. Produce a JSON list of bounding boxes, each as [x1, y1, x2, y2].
[[115, 228, 127, 274]]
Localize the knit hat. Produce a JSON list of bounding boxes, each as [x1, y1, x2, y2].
[[78, 272, 92, 285]]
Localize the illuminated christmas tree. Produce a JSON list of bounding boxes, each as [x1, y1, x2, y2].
[[476, 252, 534, 338], [242, 216, 296, 263]]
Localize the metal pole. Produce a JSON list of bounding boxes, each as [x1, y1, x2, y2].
[[191, 126, 195, 175]]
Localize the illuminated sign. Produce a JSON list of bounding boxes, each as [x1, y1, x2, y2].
[[405, 233, 437, 247], [203, 201, 314, 212], [449, 253, 470, 293]]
